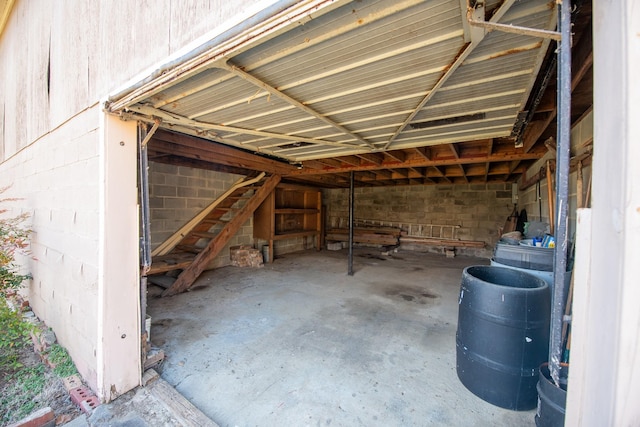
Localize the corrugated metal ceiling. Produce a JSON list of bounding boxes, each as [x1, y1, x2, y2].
[[112, 0, 557, 163]]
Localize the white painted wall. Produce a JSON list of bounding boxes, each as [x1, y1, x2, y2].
[[96, 115, 141, 401], [566, 0, 640, 424], [0, 105, 102, 388], [0, 0, 275, 400]]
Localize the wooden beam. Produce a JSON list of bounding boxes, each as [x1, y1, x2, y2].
[[355, 152, 385, 165], [286, 149, 543, 177], [408, 167, 424, 178], [316, 158, 343, 168], [391, 169, 409, 179], [414, 147, 431, 161], [449, 143, 460, 159], [523, 19, 593, 152], [337, 155, 362, 167], [431, 166, 452, 183], [162, 174, 281, 296], [146, 369, 218, 427], [358, 171, 379, 181], [372, 169, 392, 179], [509, 160, 521, 173], [147, 154, 254, 176], [150, 130, 297, 174], [458, 164, 468, 182], [383, 150, 406, 162]]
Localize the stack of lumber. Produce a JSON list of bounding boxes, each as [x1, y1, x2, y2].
[[399, 236, 485, 248], [325, 227, 401, 246]]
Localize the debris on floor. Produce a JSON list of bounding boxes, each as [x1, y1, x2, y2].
[[230, 245, 264, 268]]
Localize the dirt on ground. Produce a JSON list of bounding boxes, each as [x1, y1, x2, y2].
[[0, 326, 81, 426]]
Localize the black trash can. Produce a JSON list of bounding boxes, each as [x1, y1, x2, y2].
[[535, 363, 568, 426], [456, 265, 550, 410]]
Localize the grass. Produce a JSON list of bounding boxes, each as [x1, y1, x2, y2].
[[46, 343, 78, 378], [0, 299, 42, 424], [0, 364, 47, 422], [0, 301, 80, 425]]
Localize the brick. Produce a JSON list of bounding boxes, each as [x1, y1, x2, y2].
[[70, 386, 92, 406], [7, 406, 55, 427], [79, 396, 101, 414]]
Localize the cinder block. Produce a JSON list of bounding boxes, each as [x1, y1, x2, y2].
[[162, 197, 186, 209], [152, 185, 176, 197], [62, 375, 83, 391], [177, 187, 199, 198]]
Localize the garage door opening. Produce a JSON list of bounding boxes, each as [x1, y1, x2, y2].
[[116, 0, 593, 424]]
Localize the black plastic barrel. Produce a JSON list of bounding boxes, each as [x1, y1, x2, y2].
[[456, 265, 550, 410], [535, 363, 568, 426]]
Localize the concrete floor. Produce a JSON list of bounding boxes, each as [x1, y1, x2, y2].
[[148, 248, 535, 426]]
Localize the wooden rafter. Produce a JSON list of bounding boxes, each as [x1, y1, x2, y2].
[[523, 19, 593, 152], [414, 147, 431, 161], [356, 152, 384, 165], [289, 149, 543, 177]]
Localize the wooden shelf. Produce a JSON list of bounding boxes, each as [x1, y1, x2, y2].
[[272, 230, 318, 240], [274, 208, 319, 214], [254, 186, 322, 262]]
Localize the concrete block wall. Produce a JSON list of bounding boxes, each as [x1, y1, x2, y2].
[[254, 236, 316, 261], [149, 162, 255, 269], [0, 106, 102, 389], [519, 110, 593, 239], [323, 183, 515, 258]]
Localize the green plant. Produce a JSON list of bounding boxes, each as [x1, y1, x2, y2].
[[0, 186, 34, 368], [0, 186, 32, 298], [0, 299, 33, 369], [46, 343, 78, 377]]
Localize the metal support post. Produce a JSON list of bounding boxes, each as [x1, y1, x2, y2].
[[549, 0, 572, 386], [348, 171, 354, 276]]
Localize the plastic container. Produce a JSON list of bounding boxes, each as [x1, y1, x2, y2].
[[535, 363, 568, 426], [456, 266, 550, 410], [490, 259, 572, 297], [494, 242, 554, 271]]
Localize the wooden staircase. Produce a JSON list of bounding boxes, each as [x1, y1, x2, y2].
[[147, 174, 281, 296]]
